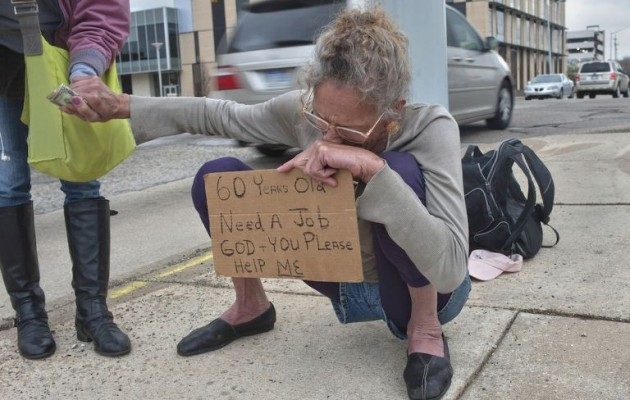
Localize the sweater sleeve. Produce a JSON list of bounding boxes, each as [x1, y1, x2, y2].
[[356, 106, 469, 293], [130, 91, 307, 146]]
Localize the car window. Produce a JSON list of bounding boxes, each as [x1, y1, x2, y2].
[[615, 63, 626, 74], [533, 75, 561, 83], [446, 8, 484, 51], [580, 62, 612, 73], [222, 0, 345, 54]]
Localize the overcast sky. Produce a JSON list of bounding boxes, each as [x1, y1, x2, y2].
[[565, 0, 630, 60]]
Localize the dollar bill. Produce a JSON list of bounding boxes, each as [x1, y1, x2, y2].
[[47, 84, 78, 107]]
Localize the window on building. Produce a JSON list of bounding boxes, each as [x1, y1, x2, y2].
[[525, 19, 530, 47], [496, 10, 504, 41], [117, 7, 180, 76], [554, 29, 561, 53]]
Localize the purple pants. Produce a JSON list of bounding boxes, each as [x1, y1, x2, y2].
[[191, 153, 455, 333]]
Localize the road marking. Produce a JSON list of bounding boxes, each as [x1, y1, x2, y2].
[[109, 252, 214, 300], [154, 252, 214, 279], [110, 281, 148, 299]]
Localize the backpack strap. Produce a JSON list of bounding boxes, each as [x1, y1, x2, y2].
[[498, 146, 538, 253], [522, 145, 560, 247], [462, 144, 484, 162], [506, 139, 560, 248], [521, 145, 555, 222], [542, 223, 560, 247]]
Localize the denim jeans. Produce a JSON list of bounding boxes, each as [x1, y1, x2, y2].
[[331, 274, 471, 339], [0, 96, 101, 207]]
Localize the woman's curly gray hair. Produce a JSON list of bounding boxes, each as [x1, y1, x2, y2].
[[301, 4, 411, 119]]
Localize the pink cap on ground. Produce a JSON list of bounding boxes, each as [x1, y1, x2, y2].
[[468, 249, 523, 281]]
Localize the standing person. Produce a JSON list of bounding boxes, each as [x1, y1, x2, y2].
[[0, 0, 132, 359], [67, 5, 470, 399]]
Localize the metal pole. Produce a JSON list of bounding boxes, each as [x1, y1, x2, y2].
[[610, 25, 630, 60], [613, 35, 619, 61], [547, 0, 552, 73], [151, 42, 164, 97], [380, 0, 448, 108]]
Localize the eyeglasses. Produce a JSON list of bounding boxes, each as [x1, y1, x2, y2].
[[302, 92, 385, 144]]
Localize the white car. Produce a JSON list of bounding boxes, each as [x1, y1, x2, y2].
[[574, 60, 630, 99], [524, 74, 574, 100]]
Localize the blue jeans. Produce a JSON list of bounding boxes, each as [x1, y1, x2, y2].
[[0, 97, 101, 207], [331, 275, 471, 339]]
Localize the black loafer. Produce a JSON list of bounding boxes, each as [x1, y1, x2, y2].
[[177, 303, 276, 356], [403, 335, 453, 400]]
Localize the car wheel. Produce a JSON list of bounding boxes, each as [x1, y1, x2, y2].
[[624, 87, 630, 98], [486, 81, 513, 130], [589, 93, 596, 99], [613, 86, 620, 98], [577, 92, 584, 99], [557, 89, 563, 99], [525, 96, 531, 101]]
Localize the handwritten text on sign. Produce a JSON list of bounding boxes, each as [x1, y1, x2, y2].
[[204, 169, 362, 282]]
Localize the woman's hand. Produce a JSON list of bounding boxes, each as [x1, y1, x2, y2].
[[277, 140, 385, 186], [62, 76, 130, 122]]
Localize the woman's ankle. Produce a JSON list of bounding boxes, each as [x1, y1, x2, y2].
[[406, 320, 443, 356]]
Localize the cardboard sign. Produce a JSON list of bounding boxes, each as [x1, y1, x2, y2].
[[204, 169, 363, 282]]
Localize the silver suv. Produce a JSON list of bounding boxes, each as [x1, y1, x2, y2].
[[212, 1, 514, 155], [575, 60, 630, 99]]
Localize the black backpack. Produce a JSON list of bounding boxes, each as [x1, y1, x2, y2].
[[461, 138, 559, 258]]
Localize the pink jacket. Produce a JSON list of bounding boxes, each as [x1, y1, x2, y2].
[[55, 0, 130, 76]]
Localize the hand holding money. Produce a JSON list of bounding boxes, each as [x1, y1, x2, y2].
[[60, 76, 131, 122], [47, 84, 78, 106]]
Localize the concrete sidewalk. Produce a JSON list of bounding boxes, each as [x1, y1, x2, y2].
[[1, 134, 629, 399]]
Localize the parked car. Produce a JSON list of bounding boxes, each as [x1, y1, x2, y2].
[[524, 73, 574, 100], [211, 0, 514, 155], [574, 60, 630, 99]]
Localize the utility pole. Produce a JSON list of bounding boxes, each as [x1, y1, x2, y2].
[[381, 0, 448, 108], [151, 42, 164, 97], [610, 26, 630, 60], [547, 0, 552, 73], [547, 0, 566, 73]]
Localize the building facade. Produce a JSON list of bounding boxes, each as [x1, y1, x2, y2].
[[566, 29, 605, 64], [447, 0, 567, 91], [117, 6, 183, 97], [119, 0, 249, 98], [122, 0, 567, 97]]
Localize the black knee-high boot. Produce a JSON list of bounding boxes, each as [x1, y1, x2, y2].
[[0, 202, 56, 359], [64, 199, 130, 357]]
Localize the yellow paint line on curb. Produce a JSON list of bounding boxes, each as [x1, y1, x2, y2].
[[154, 252, 213, 279], [109, 252, 213, 300], [110, 281, 148, 299]]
